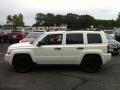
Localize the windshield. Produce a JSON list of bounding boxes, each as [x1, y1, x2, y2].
[[26, 32, 44, 38], [32, 33, 45, 44]]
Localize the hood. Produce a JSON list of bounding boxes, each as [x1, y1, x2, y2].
[[20, 38, 35, 43], [9, 42, 34, 48]]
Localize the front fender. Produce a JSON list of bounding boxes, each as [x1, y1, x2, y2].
[[11, 49, 36, 63]]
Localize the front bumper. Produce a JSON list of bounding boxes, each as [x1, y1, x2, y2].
[[4, 54, 13, 65]]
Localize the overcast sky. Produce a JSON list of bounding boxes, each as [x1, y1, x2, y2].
[[0, 0, 120, 25]]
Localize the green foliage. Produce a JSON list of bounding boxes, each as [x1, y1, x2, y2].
[[78, 15, 95, 29], [95, 20, 115, 29], [116, 12, 120, 27], [7, 15, 13, 24], [5, 12, 120, 29], [6, 13, 24, 29], [34, 13, 97, 29], [55, 14, 65, 26], [35, 13, 46, 26]]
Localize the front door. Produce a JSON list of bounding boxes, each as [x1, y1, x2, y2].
[[35, 34, 63, 64]]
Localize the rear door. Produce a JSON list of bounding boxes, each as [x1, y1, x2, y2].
[[62, 32, 85, 64]]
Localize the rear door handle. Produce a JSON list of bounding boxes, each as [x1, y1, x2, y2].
[[54, 48, 61, 50], [76, 47, 84, 50]]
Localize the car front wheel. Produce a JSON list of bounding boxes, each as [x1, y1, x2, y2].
[[12, 55, 33, 73]]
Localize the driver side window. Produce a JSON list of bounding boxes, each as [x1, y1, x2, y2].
[[40, 34, 63, 45]]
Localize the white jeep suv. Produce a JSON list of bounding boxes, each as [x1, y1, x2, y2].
[[5, 31, 111, 73]]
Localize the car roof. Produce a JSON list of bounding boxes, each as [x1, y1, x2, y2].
[[30, 32, 44, 33], [46, 30, 103, 34]]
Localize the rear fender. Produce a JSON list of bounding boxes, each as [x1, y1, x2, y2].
[[78, 50, 103, 64]]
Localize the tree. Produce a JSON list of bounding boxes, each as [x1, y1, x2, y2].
[[34, 12, 117, 29], [78, 15, 95, 29], [6, 13, 24, 29], [18, 13, 24, 26], [35, 13, 56, 26], [55, 15, 65, 26], [7, 15, 13, 25], [95, 19, 116, 29], [45, 13, 55, 26], [64, 13, 80, 29], [35, 13, 46, 26], [117, 12, 120, 21], [116, 12, 120, 27], [12, 14, 18, 29]]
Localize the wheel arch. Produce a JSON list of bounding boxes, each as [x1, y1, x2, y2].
[[12, 53, 35, 65], [81, 54, 103, 65]]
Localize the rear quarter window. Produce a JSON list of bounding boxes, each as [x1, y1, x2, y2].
[[87, 33, 102, 44]]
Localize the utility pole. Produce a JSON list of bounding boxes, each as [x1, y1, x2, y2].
[[117, 12, 120, 27]]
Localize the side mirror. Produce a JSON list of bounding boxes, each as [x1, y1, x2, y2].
[[37, 41, 43, 46]]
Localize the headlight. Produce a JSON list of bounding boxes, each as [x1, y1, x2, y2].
[[7, 49, 14, 54]]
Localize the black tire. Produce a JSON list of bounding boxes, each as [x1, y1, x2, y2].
[[81, 55, 101, 73], [13, 55, 33, 73]]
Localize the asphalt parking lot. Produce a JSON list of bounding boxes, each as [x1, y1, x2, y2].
[[0, 43, 120, 90]]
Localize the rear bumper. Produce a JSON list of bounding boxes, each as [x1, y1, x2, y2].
[[102, 54, 111, 64]]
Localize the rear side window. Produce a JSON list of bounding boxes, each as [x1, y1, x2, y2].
[[66, 33, 83, 44], [87, 34, 102, 44]]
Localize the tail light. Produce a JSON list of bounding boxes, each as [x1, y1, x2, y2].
[[107, 44, 113, 53]]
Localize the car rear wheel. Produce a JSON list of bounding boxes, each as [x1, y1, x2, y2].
[[13, 55, 33, 73], [81, 55, 102, 73]]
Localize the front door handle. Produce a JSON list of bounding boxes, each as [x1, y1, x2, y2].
[[54, 48, 61, 50], [76, 47, 84, 50]]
